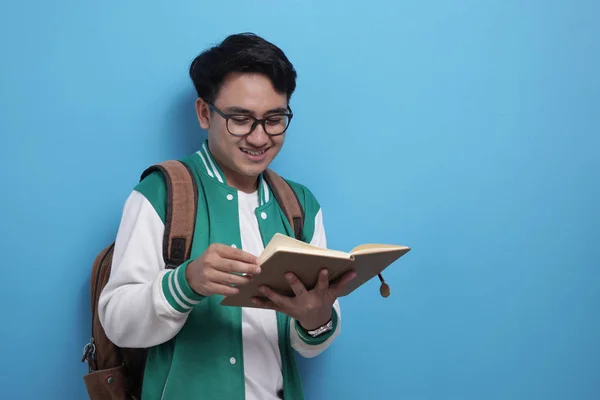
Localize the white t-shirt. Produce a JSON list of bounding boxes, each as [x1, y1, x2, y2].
[[238, 190, 284, 399]]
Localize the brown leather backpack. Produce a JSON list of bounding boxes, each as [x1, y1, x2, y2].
[[82, 160, 305, 400]]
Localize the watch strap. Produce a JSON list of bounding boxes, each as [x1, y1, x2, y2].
[[306, 318, 333, 337], [294, 308, 339, 345]]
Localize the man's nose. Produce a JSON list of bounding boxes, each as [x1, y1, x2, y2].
[[246, 123, 269, 146]]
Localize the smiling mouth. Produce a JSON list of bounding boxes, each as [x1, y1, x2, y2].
[[241, 148, 268, 156]]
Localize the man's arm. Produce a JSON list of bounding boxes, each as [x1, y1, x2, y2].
[[289, 208, 343, 358], [98, 190, 205, 348]]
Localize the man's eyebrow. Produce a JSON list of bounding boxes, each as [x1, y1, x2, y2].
[[224, 106, 289, 115], [265, 107, 289, 115], [224, 106, 254, 115]]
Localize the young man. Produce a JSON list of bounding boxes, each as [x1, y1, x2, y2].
[[98, 33, 356, 400]]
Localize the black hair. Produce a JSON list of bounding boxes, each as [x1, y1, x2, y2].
[[189, 32, 297, 104]]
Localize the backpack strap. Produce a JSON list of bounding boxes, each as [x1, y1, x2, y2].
[[263, 169, 305, 241], [140, 160, 198, 268]]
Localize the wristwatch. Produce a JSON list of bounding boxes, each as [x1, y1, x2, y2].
[[306, 319, 333, 338]]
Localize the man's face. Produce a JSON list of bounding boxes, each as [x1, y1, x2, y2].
[[196, 72, 289, 187]]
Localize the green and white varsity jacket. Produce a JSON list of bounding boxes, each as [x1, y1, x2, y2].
[[98, 141, 342, 400]]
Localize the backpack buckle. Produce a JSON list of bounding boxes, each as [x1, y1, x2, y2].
[[81, 338, 97, 372]]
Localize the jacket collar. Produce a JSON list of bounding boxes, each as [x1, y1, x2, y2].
[[196, 141, 226, 184], [195, 140, 271, 205]]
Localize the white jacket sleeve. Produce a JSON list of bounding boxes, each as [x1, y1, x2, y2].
[[290, 208, 342, 358], [98, 190, 204, 348]]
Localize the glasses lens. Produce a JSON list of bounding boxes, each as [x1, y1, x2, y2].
[[228, 116, 254, 136], [264, 115, 290, 135]]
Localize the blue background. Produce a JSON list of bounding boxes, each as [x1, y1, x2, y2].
[[1, 0, 599, 399]]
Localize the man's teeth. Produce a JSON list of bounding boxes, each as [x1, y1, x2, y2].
[[242, 149, 265, 156]]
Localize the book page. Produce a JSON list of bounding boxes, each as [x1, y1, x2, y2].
[[259, 233, 350, 264], [350, 243, 410, 256]]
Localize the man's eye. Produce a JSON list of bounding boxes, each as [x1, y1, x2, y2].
[[231, 117, 251, 125], [266, 117, 284, 125]]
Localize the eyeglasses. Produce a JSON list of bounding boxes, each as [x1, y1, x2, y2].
[[207, 103, 293, 137]]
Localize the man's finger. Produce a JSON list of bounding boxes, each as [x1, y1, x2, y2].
[[216, 244, 259, 264], [285, 273, 307, 297], [217, 259, 261, 275], [330, 270, 357, 296], [209, 283, 240, 297], [259, 286, 292, 309], [210, 270, 252, 287], [316, 268, 329, 291]]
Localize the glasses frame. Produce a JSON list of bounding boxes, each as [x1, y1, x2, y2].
[[207, 103, 294, 137]]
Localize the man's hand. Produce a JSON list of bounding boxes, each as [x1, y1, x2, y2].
[[185, 244, 261, 297], [252, 268, 357, 331]]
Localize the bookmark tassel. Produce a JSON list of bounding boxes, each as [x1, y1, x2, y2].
[[378, 273, 390, 298]]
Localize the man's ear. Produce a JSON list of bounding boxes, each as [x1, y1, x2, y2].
[[195, 98, 210, 130]]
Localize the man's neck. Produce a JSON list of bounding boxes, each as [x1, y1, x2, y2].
[[215, 159, 259, 193], [225, 172, 259, 194]]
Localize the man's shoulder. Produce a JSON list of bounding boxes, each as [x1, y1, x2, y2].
[[132, 154, 198, 223], [280, 176, 321, 213], [133, 168, 168, 223], [278, 176, 324, 243]]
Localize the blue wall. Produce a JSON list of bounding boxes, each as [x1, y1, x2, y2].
[[1, 1, 599, 399]]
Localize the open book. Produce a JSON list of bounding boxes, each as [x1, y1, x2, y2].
[[220, 233, 411, 308]]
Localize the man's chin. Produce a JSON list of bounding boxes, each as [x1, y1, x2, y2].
[[238, 158, 274, 174], [235, 163, 269, 178]]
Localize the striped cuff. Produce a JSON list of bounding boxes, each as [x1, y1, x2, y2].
[[161, 260, 205, 313], [294, 307, 339, 345]]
